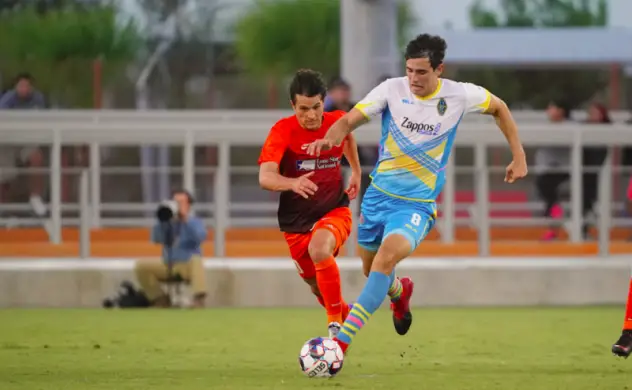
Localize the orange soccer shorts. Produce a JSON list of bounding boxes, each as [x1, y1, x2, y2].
[[283, 207, 352, 280]]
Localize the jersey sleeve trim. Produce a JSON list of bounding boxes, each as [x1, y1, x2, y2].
[[478, 89, 492, 112], [354, 103, 372, 119], [353, 79, 391, 119]]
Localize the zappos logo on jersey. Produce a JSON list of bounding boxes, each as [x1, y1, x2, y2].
[[401, 117, 441, 135]]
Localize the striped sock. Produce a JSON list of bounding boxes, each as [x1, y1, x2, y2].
[[338, 272, 390, 346], [388, 272, 403, 302], [342, 302, 352, 322]]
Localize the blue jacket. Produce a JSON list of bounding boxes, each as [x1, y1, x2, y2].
[[151, 217, 207, 263], [0, 90, 46, 109]]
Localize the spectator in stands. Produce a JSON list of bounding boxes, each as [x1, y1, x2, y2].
[[324, 77, 354, 112], [535, 100, 572, 240], [135, 189, 208, 308], [581, 102, 610, 237], [0, 73, 48, 221], [535, 101, 611, 240], [0, 73, 45, 109]]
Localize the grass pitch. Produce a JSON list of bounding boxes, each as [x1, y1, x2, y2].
[[0, 307, 629, 389]]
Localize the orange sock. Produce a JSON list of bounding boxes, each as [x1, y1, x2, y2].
[[316, 295, 351, 321], [314, 256, 346, 324], [623, 277, 632, 331], [341, 301, 350, 321]]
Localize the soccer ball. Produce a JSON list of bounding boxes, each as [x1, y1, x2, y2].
[[298, 337, 344, 378]]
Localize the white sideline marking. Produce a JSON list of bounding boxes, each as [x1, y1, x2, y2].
[[0, 257, 630, 271]]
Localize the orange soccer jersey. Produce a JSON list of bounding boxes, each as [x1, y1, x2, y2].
[[259, 110, 352, 324], [258, 111, 352, 278]]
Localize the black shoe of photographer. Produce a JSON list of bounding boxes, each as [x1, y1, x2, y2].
[[191, 294, 206, 309], [102, 298, 115, 308], [151, 295, 172, 308]]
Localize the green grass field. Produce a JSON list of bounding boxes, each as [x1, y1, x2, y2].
[[0, 307, 629, 389]]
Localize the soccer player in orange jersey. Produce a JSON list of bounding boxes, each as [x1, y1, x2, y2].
[[612, 278, 632, 358], [258, 69, 362, 338]]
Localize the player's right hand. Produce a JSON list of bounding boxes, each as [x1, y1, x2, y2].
[[291, 171, 318, 199], [305, 139, 334, 157]]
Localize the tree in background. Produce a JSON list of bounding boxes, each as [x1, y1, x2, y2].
[[0, 0, 140, 107], [234, 0, 413, 106], [0, 0, 18, 10], [135, 0, 230, 109], [461, 0, 608, 108]]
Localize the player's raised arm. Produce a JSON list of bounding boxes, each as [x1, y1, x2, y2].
[[486, 94, 528, 183], [305, 108, 367, 157], [327, 108, 368, 146], [463, 83, 528, 183], [342, 133, 361, 174], [307, 80, 390, 156]]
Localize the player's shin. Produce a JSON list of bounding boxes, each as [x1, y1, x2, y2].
[[359, 247, 403, 302], [315, 292, 349, 321], [612, 277, 632, 357], [305, 278, 327, 308], [336, 271, 391, 351], [623, 277, 632, 331], [387, 271, 403, 302], [314, 256, 346, 324]]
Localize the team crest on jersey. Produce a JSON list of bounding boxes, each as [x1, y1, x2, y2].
[[437, 98, 447, 116]]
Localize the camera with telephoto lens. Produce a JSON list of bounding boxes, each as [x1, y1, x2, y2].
[[156, 200, 178, 222]]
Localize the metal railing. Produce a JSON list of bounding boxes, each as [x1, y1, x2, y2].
[[1, 110, 631, 257]]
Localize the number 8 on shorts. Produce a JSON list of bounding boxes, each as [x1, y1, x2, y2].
[[410, 213, 422, 226]]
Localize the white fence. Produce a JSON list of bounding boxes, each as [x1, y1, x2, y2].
[[1, 110, 631, 257]]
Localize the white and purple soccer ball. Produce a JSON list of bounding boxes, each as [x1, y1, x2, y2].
[[298, 337, 344, 378]]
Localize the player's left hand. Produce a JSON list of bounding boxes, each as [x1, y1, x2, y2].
[[345, 171, 361, 200], [505, 157, 528, 183]]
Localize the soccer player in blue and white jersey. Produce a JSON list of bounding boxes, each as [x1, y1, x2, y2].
[[306, 34, 528, 353]]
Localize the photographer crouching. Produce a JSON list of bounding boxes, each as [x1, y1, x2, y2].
[[134, 189, 208, 308]]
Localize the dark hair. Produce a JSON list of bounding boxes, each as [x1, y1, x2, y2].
[[289, 69, 327, 103], [172, 189, 194, 204], [14, 72, 33, 85], [404, 34, 447, 70], [550, 100, 572, 120]]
